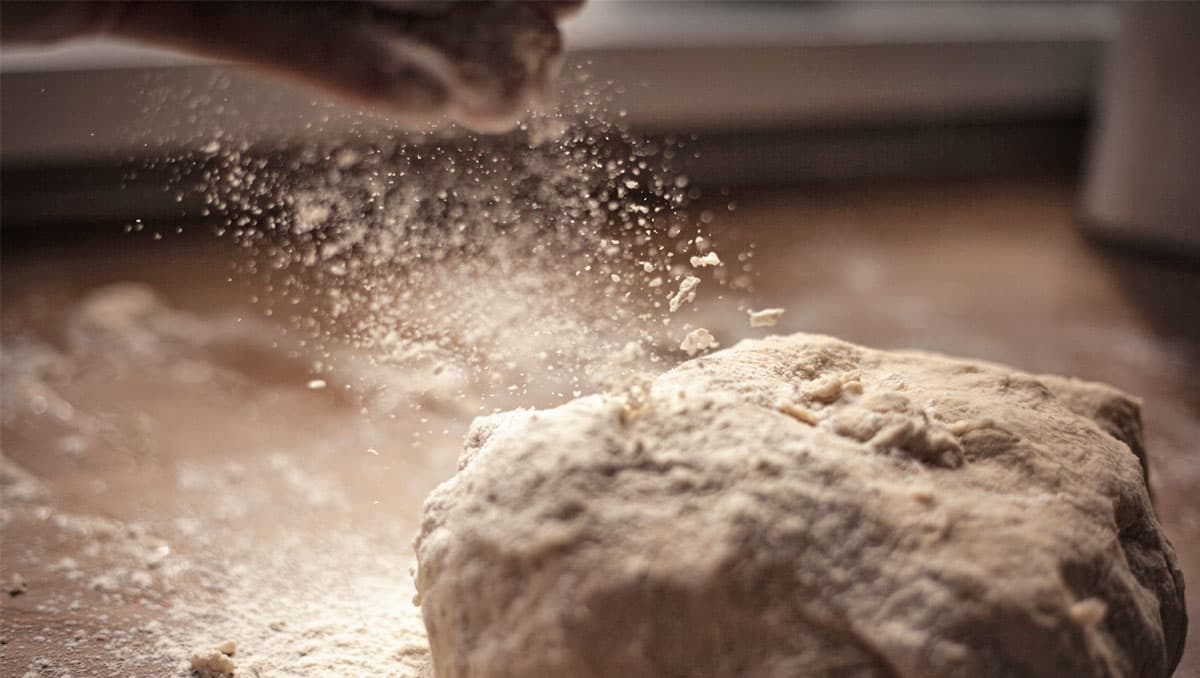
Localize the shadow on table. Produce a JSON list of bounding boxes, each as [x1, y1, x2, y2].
[[1089, 237, 1200, 405]]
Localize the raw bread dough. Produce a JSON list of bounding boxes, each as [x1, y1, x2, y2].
[[414, 333, 1187, 678]]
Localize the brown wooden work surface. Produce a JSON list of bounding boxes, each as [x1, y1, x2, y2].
[[2, 177, 1197, 676]]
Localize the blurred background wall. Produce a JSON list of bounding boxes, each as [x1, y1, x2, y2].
[[1, 1, 1115, 226]]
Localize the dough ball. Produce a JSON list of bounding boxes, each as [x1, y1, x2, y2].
[[414, 333, 1186, 678]]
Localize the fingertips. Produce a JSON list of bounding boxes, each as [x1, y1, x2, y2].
[[353, 1, 574, 133], [533, 0, 586, 22], [439, 3, 566, 132]]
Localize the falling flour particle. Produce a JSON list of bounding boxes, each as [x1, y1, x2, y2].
[[748, 308, 785, 328], [612, 341, 646, 365], [679, 328, 717, 355], [192, 74, 720, 403], [306, 379, 327, 390], [668, 276, 701, 312], [689, 252, 721, 268]]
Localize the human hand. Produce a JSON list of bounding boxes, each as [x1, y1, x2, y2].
[[2, 1, 584, 132]]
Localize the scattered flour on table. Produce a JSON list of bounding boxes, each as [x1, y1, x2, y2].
[[0, 291, 440, 677], [1, 413, 434, 678]]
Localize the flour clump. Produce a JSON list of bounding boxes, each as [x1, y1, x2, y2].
[[667, 276, 701, 312], [679, 328, 717, 356], [748, 307, 785, 327], [689, 252, 721, 268], [189, 642, 236, 678]]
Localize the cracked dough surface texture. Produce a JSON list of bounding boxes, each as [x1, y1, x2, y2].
[[414, 333, 1187, 678]]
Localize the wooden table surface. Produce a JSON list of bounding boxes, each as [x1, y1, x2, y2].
[[2, 177, 1196, 676]]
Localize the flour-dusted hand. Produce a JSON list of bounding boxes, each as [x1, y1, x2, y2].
[[1, 1, 584, 132]]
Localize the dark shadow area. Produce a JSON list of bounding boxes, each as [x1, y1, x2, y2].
[[1090, 237, 1200, 405]]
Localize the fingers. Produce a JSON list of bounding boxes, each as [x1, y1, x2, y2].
[[534, 1, 587, 21], [104, 3, 441, 118], [362, 1, 570, 131], [102, 1, 576, 132]]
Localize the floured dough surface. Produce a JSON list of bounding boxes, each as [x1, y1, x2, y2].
[[414, 332, 1186, 678]]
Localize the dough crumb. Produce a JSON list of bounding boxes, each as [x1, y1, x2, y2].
[[6, 573, 27, 597], [668, 276, 701, 312], [804, 375, 843, 404], [947, 418, 995, 436], [189, 642, 237, 678], [689, 252, 721, 268], [748, 308, 785, 327], [306, 379, 327, 390], [89, 575, 119, 593], [679, 328, 717, 356], [777, 402, 819, 425]]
